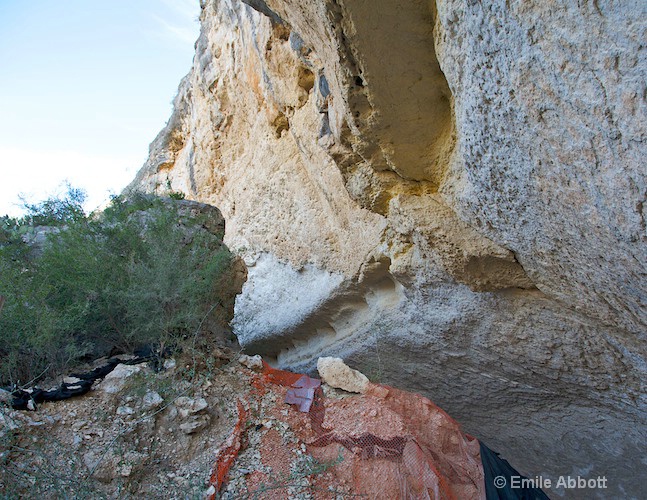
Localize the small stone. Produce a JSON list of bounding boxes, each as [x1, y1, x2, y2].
[[120, 464, 133, 477], [116, 406, 135, 415], [317, 357, 369, 394], [164, 358, 177, 370], [143, 391, 164, 409], [367, 384, 389, 399], [238, 354, 263, 371], [175, 397, 208, 418]]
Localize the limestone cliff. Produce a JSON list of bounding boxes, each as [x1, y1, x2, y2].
[[130, 1, 646, 496]]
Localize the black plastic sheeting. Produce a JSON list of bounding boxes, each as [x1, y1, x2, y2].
[[6, 346, 169, 411], [480, 441, 551, 500]]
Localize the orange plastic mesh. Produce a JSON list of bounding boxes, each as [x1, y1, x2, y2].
[[260, 360, 304, 386], [209, 363, 486, 499], [207, 399, 248, 498]]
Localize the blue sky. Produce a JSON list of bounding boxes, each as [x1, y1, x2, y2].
[[0, 0, 201, 216]]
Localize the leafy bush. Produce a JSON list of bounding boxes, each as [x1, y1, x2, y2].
[[19, 183, 87, 227], [0, 191, 234, 386]]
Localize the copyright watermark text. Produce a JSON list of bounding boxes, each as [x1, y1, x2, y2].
[[494, 475, 608, 490]]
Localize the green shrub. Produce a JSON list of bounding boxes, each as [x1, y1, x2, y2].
[[0, 191, 233, 386], [19, 183, 87, 227]]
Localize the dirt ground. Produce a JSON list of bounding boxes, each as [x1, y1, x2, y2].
[[1, 349, 246, 499], [1, 352, 485, 499]]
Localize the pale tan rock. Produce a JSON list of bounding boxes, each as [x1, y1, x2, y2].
[[174, 396, 209, 421], [317, 357, 369, 394], [238, 354, 263, 371], [179, 414, 210, 435], [435, 0, 647, 336]]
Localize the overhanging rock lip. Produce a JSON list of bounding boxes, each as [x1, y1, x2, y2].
[[232, 252, 346, 352], [232, 251, 405, 359]]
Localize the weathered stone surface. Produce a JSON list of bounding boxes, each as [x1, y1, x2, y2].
[[20, 226, 61, 258], [142, 390, 164, 409], [172, 396, 212, 434], [130, 0, 646, 496], [238, 354, 263, 371], [435, 0, 647, 336], [174, 396, 208, 418], [317, 357, 369, 393], [98, 364, 143, 394], [84, 449, 147, 483], [179, 415, 210, 435]]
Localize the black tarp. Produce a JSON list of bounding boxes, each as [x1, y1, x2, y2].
[[7, 346, 168, 410], [480, 441, 550, 500]]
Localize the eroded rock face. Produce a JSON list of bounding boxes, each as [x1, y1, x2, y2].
[[436, 0, 647, 336], [130, 0, 646, 496]]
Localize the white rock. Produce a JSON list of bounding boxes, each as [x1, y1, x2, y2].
[[174, 397, 208, 418], [119, 464, 133, 477], [143, 390, 164, 409], [317, 357, 369, 394], [98, 364, 142, 394]]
